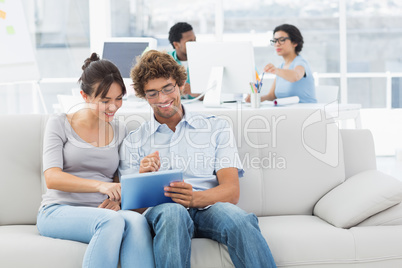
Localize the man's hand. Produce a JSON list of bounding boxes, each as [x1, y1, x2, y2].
[[98, 198, 120, 211], [164, 181, 194, 208], [139, 151, 160, 173], [98, 182, 121, 201]]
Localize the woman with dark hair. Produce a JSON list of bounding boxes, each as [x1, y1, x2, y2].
[[36, 53, 155, 268], [247, 24, 316, 103]]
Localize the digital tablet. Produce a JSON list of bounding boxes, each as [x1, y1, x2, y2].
[[120, 169, 183, 210]]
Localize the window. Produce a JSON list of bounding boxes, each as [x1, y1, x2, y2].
[[3, 0, 402, 113]]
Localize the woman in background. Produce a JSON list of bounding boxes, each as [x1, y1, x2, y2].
[[36, 53, 155, 268], [247, 24, 316, 103]]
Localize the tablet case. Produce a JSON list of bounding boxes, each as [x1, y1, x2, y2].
[[120, 169, 183, 210]]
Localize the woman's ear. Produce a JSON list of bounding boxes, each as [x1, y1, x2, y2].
[[80, 90, 89, 102]]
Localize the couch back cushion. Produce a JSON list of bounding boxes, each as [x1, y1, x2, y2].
[[210, 108, 346, 216], [0, 114, 46, 225], [340, 129, 377, 178]]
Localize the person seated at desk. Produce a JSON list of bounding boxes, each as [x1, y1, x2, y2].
[[167, 22, 200, 99], [246, 24, 316, 103]]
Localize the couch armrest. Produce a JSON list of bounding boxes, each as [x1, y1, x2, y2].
[[340, 129, 376, 179]]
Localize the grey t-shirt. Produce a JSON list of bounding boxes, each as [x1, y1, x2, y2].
[[41, 114, 127, 208]]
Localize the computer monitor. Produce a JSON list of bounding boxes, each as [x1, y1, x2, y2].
[[101, 37, 157, 79], [186, 41, 256, 106]]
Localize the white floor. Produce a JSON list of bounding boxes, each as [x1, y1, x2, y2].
[[376, 156, 402, 181]]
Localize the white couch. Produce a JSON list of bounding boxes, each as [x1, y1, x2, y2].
[[1, 108, 402, 268]]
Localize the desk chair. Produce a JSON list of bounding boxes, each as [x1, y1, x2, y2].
[[315, 85, 339, 103]]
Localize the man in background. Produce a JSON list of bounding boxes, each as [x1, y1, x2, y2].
[[168, 22, 198, 99]]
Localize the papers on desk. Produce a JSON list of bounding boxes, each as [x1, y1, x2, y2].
[[273, 96, 300, 106]]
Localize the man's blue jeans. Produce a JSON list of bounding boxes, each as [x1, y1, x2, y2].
[[145, 202, 277, 268], [37, 204, 155, 268]]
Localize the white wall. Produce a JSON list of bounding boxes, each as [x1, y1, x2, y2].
[[361, 109, 402, 156]]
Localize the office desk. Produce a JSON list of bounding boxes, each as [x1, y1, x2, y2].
[[55, 95, 361, 128], [118, 100, 362, 129]]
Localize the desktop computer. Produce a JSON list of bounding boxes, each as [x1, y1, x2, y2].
[[186, 41, 256, 107], [101, 37, 157, 95]]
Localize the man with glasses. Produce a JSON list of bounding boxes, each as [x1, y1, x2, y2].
[[119, 50, 277, 268]]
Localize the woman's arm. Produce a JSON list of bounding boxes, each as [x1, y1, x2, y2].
[[264, 63, 305, 83], [44, 167, 121, 201]]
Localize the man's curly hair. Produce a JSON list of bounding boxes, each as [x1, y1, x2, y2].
[[130, 50, 187, 98]]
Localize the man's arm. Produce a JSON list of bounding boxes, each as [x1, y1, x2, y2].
[[193, 167, 240, 206], [164, 167, 240, 208]]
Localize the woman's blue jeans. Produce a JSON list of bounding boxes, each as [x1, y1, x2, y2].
[[145, 202, 277, 268], [37, 204, 155, 268]]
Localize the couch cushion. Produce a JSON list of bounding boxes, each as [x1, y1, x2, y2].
[[259, 215, 402, 267], [191, 238, 233, 268], [259, 215, 355, 266], [0, 115, 46, 225], [357, 201, 402, 227], [350, 225, 402, 264], [3, 220, 402, 268], [314, 170, 402, 229], [0, 225, 86, 268], [0, 225, 234, 268]]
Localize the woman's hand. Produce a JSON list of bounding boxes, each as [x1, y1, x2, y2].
[[245, 94, 251, 103], [98, 182, 121, 201], [263, 63, 277, 74], [139, 151, 161, 173], [98, 198, 120, 211], [246, 93, 266, 103]]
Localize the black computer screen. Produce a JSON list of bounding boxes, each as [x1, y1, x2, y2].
[[102, 42, 149, 78]]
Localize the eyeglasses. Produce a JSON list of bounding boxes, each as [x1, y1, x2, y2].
[[144, 83, 177, 99], [270, 37, 291, 46]]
